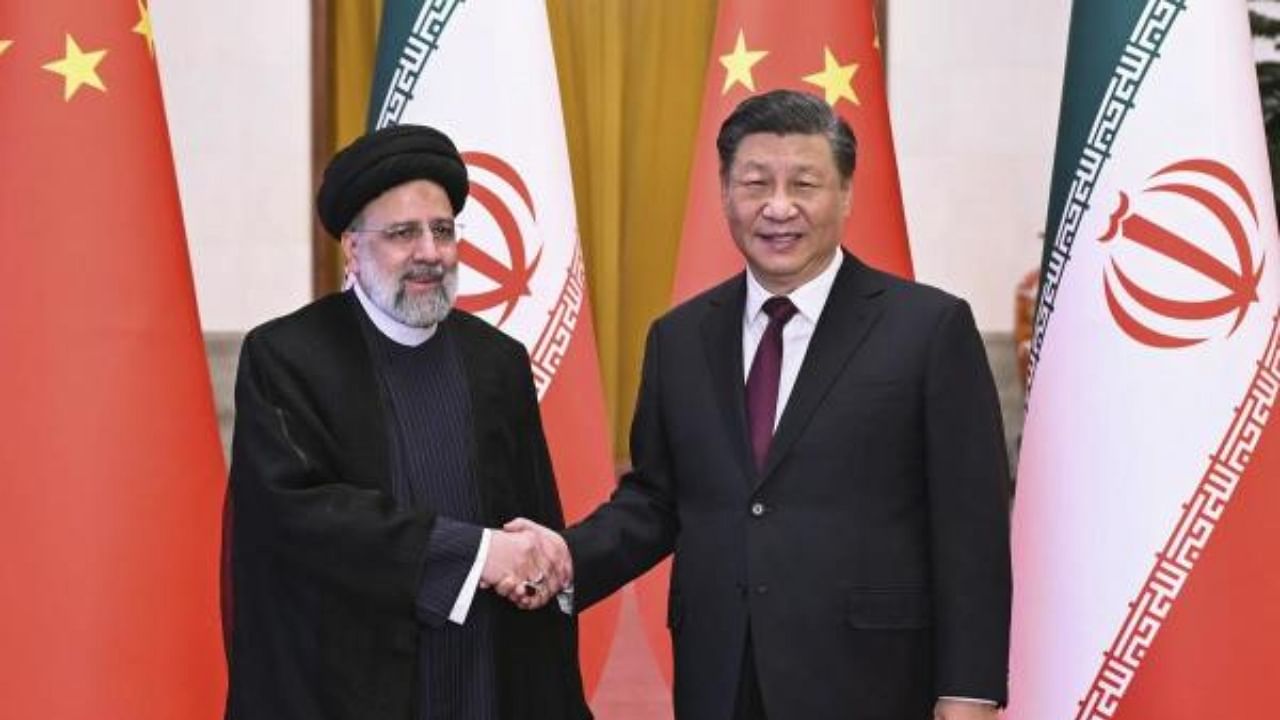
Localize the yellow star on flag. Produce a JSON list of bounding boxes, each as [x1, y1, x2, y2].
[[720, 29, 768, 95], [42, 34, 108, 101], [133, 0, 156, 57], [803, 46, 860, 107], [0, 40, 12, 58]]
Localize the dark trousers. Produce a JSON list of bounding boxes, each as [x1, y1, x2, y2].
[[733, 631, 767, 720]]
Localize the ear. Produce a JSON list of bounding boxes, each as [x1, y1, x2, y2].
[[839, 179, 853, 217], [340, 233, 359, 274]]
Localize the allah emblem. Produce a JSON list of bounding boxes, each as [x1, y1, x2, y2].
[[1099, 158, 1265, 348], [455, 151, 543, 325], [453, 149, 587, 400]]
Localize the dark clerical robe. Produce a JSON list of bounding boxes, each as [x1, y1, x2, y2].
[[224, 291, 590, 720]]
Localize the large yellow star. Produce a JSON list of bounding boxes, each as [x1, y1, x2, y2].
[[719, 29, 768, 95], [133, 0, 155, 57], [42, 34, 108, 101], [803, 47, 859, 107], [0, 40, 12, 58]]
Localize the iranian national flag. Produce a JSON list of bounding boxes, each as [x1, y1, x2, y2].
[[367, 0, 619, 697], [0, 1, 227, 717], [1010, 1, 1280, 718]]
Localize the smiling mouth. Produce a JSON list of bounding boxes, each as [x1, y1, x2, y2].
[[402, 271, 444, 291], [756, 231, 803, 246]]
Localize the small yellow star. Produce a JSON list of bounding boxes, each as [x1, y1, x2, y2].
[[719, 29, 768, 95], [133, 0, 155, 57], [43, 34, 108, 101], [803, 46, 859, 107], [0, 40, 12, 58]]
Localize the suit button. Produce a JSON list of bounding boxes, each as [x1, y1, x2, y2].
[[750, 502, 767, 517], [755, 584, 769, 595]]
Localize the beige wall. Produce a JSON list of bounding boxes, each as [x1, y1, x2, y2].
[[889, 0, 1072, 332], [153, 0, 312, 332]]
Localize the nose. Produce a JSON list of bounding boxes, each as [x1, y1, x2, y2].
[[410, 234, 443, 262], [761, 187, 798, 221]]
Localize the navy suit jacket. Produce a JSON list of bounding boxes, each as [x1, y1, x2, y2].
[[565, 252, 1011, 720]]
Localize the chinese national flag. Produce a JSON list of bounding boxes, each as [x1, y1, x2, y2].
[[669, 0, 913, 305], [0, 2, 227, 718], [641, 0, 916, 686]]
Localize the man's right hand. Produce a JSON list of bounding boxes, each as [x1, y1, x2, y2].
[[479, 519, 573, 610], [503, 517, 572, 589], [480, 528, 543, 592]]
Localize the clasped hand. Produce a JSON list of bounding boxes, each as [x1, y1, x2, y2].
[[479, 517, 572, 610]]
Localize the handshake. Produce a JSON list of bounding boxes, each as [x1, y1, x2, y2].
[[479, 518, 572, 610]]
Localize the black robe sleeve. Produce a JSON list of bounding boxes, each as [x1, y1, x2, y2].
[[229, 326, 435, 608]]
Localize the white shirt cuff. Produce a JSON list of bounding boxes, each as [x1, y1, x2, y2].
[[556, 584, 574, 615], [447, 528, 491, 624]]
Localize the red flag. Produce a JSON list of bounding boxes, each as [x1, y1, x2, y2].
[[669, 0, 913, 304], [0, 3, 227, 717], [641, 0, 915, 685]]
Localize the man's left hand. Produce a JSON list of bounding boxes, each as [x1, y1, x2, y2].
[[934, 699, 999, 720]]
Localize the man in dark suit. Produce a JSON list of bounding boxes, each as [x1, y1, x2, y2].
[[224, 125, 590, 720], [514, 90, 1011, 719]]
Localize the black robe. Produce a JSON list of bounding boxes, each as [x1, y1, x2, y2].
[[223, 291, 590, 720]]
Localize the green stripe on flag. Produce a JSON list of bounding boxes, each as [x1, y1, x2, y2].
[[1030, 0, 1188, 388], [1042, 0, 1151, 254], [367, 0, 466, 131]]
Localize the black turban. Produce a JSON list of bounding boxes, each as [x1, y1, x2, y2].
[[316, 124, 469, 238]]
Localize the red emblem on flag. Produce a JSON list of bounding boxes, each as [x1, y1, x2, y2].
[[455, 151, 543, 325], [1099, 158, 1265, 348]]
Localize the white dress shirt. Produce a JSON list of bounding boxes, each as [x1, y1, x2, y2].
[[741, 250, 842, 428]]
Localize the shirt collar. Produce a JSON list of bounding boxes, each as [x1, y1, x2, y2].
[[351, 277, 438, 347], [744, 250, 843, 326]]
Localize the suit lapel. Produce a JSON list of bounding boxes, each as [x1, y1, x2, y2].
[[700, 275, 759, 484], [760, 254, 886, 484]]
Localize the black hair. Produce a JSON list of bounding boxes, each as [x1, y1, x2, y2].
[[716, 89, 857, 185]]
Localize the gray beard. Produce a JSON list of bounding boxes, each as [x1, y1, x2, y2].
[[354, 255, 457, 328]]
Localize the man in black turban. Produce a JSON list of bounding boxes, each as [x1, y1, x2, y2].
[[224, 124, 590, 720]]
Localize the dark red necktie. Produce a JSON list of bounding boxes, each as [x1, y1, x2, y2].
[[745, 296, 798, 471]]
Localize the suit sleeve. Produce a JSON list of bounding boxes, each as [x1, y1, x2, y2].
[[563, 322, 680, 611], [416, 517, 484, 626], [923, 300, 1012, 704], [228, 329, 435, 608]]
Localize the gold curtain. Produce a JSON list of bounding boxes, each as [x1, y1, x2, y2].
[[327, 1, 718, 459], [320, 0, 384, 287]]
